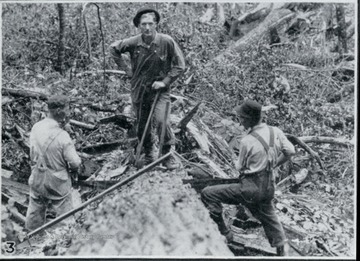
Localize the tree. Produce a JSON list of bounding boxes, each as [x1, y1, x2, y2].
[[56, 3, 65, 75], [335, 4, 348, 54]]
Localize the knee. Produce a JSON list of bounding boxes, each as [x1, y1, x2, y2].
[[201, 187, 211, 202]]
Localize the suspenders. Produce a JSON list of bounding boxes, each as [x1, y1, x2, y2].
[[250, 126, 274, 170]]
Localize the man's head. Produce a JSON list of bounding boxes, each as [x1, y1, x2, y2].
[[234, 100, 262, 129], [133, 8, 160, 39], [47, 95, 70, 123]]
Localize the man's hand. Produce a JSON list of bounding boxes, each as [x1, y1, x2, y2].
[[152, 81, 166, 90]]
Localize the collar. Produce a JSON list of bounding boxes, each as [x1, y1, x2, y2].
[[250, 122, 266, 132], [46, 116, 61, 128], [137, 32, 160, 47]]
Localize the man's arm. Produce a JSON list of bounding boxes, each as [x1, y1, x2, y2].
[[110, 39, 133, 77], [62, 133, 81, 171], [275, 129, 295, 167], [161, 39, 186, 87]]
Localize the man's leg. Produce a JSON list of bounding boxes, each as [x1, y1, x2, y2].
[[133, 99, 155, 164], [246, 201, 289, 255], [25, 194, 46, 231], [153, 92, 176, 168], [51, 193, 75, 228], [201, 183, 245, 239]]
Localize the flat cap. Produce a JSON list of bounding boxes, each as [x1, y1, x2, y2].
[[47, 95, 69, 110], [133, 7, 160, 28], [234, 100, 262, 119]]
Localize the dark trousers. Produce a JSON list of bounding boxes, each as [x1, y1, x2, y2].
[[132, 91, 174, 153], [201, 180, 287, 247]]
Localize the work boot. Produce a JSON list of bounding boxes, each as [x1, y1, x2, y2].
[[276, 242, 290, 256], [210, 212, 233, 243], [161, 145, 180, 170]]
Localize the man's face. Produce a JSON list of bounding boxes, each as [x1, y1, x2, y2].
[[139, 13, 157, 38]]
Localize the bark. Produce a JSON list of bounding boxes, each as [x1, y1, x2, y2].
[[57, 4, 65, 75], [335, 4, 348, 54]]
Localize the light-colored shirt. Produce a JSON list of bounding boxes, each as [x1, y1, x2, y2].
[[30, 118, 81, 172], [235, 123, 295, 174]]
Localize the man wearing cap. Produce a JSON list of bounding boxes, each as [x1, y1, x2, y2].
[[110, 7, 185, 169], [25, 95, 81, 231], [201, 100, 295, 256]]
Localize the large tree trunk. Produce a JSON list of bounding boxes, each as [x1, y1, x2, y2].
[[215, 8, 295, 62], [56, 4, 65, 75]]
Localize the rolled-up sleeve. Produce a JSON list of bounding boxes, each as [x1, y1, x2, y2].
[[62, 133, 81, 170], [162, 39, 185, 86], [277, 129, 295, 157], [110, 39, 132, 70]]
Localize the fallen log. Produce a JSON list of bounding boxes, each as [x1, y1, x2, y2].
[[80, 138, 137, 154], [1, 177, 30, 207], [99, 114, 134, 129], [286, 134, 324, 169], [299, 136, 354, 147], [195, 150, 229, 178], [1, 88, 48, 100], [69, 119, 96, 130], [1, 192, 28, 211], [75, 69, 126, 77], [216, 9, 295, 61]]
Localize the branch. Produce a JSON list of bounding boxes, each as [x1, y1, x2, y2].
[[286, 134, 324, 169], [93, 3, 106, 93], [82, 3, 92, 60], [298, 136, 354, 147]]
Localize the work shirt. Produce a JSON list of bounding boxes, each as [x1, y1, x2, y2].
[[29, 118, 81, 199], [30, 118, 81, 172], [110, 33, 185, 103], [235, 123, 295, 174]]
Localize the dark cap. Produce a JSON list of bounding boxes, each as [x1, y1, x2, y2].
[[47, 95, 69, 110], [133, 7, 160, 28], [234, 100, 262, 119]]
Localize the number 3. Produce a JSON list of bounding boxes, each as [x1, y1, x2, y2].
[[5, 241, 16, 253]]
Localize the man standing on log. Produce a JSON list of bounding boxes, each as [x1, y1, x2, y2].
[[201, 100, 295, 256], [26, 95, 81, 231], [110, 7, 185, 169]]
